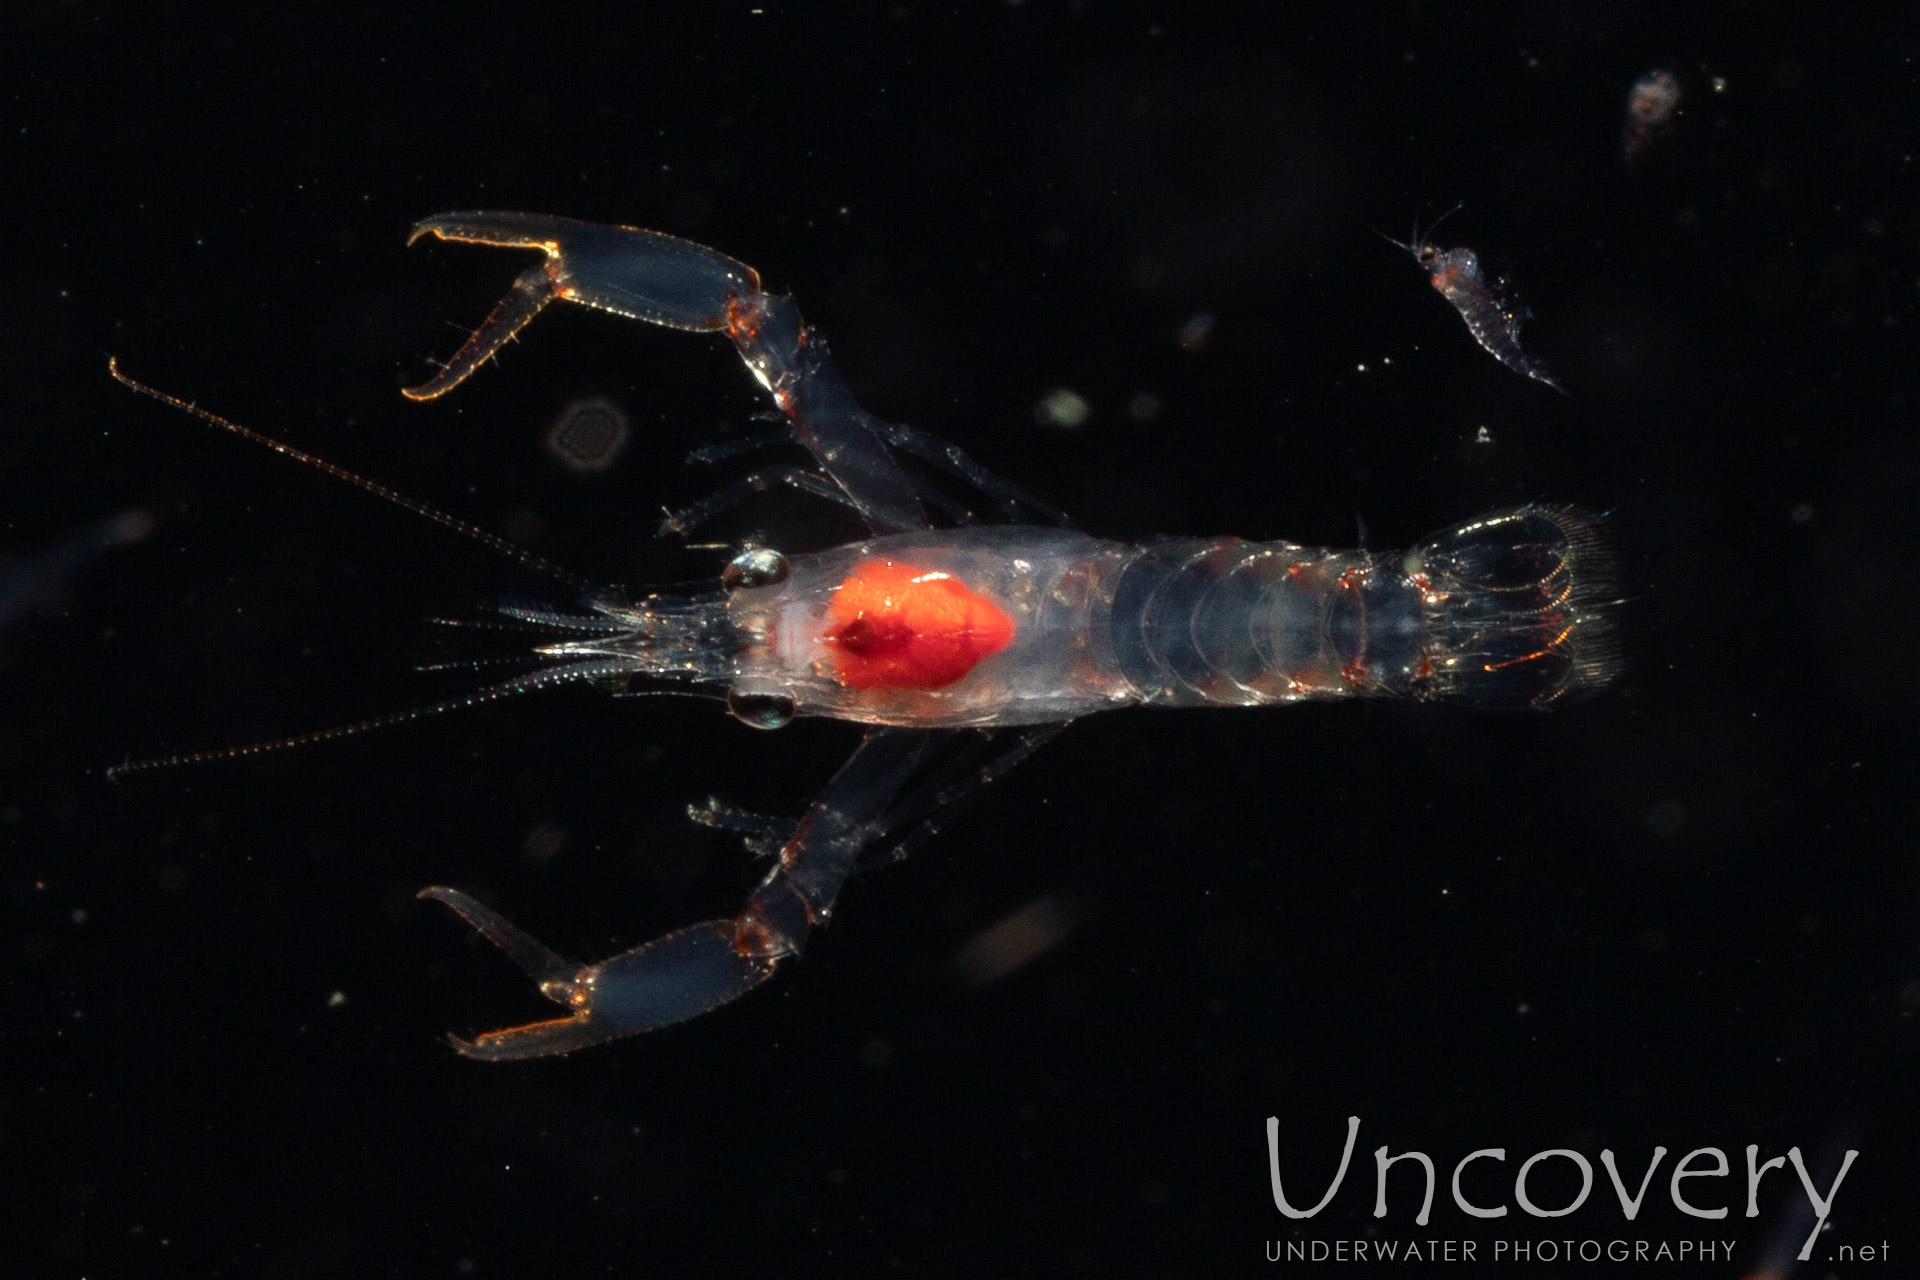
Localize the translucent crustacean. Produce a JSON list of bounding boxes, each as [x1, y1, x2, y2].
[[119, 212, 1620, 1059], [1380, 207, 1567, 395]]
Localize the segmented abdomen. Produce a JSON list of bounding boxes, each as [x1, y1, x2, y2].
[[1109, 506, 1617, 711]]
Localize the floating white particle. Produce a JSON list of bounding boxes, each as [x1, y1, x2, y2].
[[1033, 387, 1091, 430]]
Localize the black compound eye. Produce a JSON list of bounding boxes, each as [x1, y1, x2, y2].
[[723, 547, 790, 591], [727, 687, 796, 730]]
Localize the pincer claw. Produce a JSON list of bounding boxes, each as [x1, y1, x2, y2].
[[420, 887, 775, 1060]]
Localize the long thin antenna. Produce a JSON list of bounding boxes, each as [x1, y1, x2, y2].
[[423, 611, 624, 636], [1367, 200, 1465, 255], [104, 658, 703, 780], [108, 358, 592, 592]]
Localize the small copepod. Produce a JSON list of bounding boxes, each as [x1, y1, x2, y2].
[[1622, 69, 1682, 165], [1381, 208, 1567, 396]]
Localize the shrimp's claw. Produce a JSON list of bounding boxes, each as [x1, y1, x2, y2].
[[420, 887, 776, 1060], [416, 729, 978, 1057], [402, 211, 762, 402], [406, 209, 929, 533]]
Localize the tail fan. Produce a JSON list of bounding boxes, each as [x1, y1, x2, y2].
[[1405, 506, 1622, 709]]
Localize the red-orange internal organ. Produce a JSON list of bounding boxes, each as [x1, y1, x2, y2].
[[825, 560, 1016, 690]]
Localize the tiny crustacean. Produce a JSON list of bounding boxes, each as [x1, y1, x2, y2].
[[117, 212, 1619, 1059], [1380, 207, 1567, 395]]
